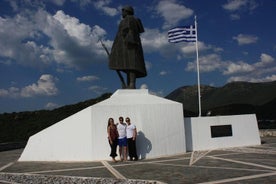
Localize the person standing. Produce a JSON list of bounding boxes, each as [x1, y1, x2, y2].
[[117, 116, 127, 161], [126, 117, 138, 161], [109, 5, 147, 89], [107, 118, 119, 162]]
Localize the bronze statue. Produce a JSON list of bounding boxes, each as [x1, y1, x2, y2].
[[109, 5, 147, 89]]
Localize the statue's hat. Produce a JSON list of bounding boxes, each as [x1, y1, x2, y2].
[[122, 5, 134, 15]]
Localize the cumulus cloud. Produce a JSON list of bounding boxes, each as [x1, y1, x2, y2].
[[21, 74, 59, 97], [155, 0, 193, 29], [93, 0, 119, 16], [233, 34, 258, 45], [180, 41, 214, 55], [50, 10, 107, 68], [140, 84, 148, 89], [159, 71, 168, 76], [49, 0, 66, 6], [222, 0, 248, 11], [88, 85, 107, 94], [224, 53, 276, 77], [186, 54, 224, 72], [45, 102, 60, 110], [228, 74, 276, 83], [139, 84, 164, 97], [222, 0, 259, 20], [254, 53, 275, 67], [0, 8, 108, 70], [0, 74, 58, 98], [223, 61, 254, 74], [186, 52, 276, 83], [77, 75, 100, 82], [229, 14, 241, 20], [141, 28, 168, 52], [141, 28, 180, 58]]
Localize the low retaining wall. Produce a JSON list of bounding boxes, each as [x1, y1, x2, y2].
[[259, 129, 276, 137]]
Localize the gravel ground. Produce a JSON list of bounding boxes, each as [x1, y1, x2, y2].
[[0, 173, 163, 184]]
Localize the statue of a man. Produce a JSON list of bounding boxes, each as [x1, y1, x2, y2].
[[109, 5, 147, 89]]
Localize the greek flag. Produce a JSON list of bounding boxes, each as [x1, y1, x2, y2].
[[168, 25, 196, 43]]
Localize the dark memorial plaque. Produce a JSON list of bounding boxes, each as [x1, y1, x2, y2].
[[211, 125, 232, 138]]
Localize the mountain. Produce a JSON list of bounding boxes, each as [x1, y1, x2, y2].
[[166, 81, 276, 117]]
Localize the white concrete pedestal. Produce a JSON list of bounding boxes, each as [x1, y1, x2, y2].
[[185, 114, 261, 151], [19, 89, 186, 161]]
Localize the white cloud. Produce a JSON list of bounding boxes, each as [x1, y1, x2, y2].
[[88, 85, 107, 94], [77, 75, 99, 82], [159, 71, 168, 76], [0, 74, 59, 98], [49, 10, 108, 68], [93, 0, 118, 16], [49, 0, 92, 7], [0, 89, 9, 97], [140, 84, 148, 89], [45, 102, 60, 110], [186, 54, 224, 72], [230, 14, 241, 20], [265, 74, 276, 81], [185, 53, 276, 83], [141, 28, 168, 52], [224, 53, 275, 76], [76, 0, 92, 8], [222, 0, 259, 20], [0, 8, 109, 69], [222, 0, 248, 11], [52, 10, 107, 48], [141, 28, 179, 58], [254, 53, 275, 67], [228, 74, 276, 83], [233, 34, 258, 45], [156, 0, 193, 29], [223, 61, 254, 75], [149, 89, 165, 97], [180, 41, 212, 55], [222, 0, 258, 11], [49, 0, 66, 6], [145, 61, 152, 71], [139, 84, 164, 97], [21, 74, 59, 97]]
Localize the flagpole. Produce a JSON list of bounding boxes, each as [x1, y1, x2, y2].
[[195, 16, 201, 117]]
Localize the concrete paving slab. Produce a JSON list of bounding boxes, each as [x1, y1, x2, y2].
[[0, 137, 275, 183]]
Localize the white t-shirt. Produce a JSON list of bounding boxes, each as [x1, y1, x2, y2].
[[126, 124, 136, 138], [117, 123, 126, 139]]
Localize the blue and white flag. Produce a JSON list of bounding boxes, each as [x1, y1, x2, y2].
[[168, 25, 196, 43]]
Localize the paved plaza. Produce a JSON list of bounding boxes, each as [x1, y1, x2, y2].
[[0, 137, 275, 183]]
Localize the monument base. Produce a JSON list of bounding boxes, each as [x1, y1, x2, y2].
[[185, 114, 261, 151], [19, 89, 186, 161]]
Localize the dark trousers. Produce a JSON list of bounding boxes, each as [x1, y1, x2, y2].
[[109, 139, 118, 158], [127, 138, 138, 160]]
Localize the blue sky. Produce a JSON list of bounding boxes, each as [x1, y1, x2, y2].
[[0, 0, 276, 113]]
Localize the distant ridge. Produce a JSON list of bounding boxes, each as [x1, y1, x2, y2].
[[166, 81, 276, 119]]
